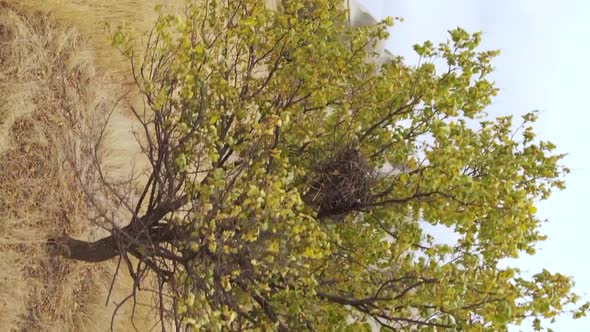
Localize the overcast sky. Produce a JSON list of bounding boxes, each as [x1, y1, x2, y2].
[[356, 1, 590, 330]]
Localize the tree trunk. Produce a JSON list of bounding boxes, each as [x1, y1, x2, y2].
[[48, 198, 186, 263], [48, 235, 120, 263]]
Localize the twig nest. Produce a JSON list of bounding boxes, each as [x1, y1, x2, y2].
[[304, 146, 375, 219]]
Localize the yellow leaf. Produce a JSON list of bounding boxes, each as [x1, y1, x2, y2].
[[191, 242, 200, 252]]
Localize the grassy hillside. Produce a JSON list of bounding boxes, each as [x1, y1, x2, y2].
[[13, 0, 181, 81], [0, 1, 183, 330]]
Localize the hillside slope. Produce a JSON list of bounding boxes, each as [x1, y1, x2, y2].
[[0, 1, 180, 330]]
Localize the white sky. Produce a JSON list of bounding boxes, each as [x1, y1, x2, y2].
[[357, 1, 590, 330]]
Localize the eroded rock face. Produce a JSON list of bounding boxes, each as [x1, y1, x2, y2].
[[270, 0, 391, 63], [348, 0, 392, 64]]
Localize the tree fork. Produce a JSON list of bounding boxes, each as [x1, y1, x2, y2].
[[47, 195, 187, 262], [47, 225, 176, 263]]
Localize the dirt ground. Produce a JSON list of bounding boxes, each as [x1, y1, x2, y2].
[[0, 1, 183, 330]]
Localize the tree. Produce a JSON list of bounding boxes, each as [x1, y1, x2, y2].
[[50, 0, 589, 330]]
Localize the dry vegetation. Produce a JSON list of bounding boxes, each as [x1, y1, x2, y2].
[[13, 0, 183, 85], [0, 1, 184, 330]]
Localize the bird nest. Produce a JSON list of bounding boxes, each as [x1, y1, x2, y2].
[[304, 146, 375, 218]]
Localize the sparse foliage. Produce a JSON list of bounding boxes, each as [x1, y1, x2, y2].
[[53, 0, 588, 330]]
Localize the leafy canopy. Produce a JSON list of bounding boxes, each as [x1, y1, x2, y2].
[[110, 0, 588, 330]]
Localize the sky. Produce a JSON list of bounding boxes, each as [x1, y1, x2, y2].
[[356, 1, 590, 331]]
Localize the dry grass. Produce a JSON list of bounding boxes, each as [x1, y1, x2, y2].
[[6, 0, 186, 183], [0, 2, 164, 331], [12, 0, 184, 86]]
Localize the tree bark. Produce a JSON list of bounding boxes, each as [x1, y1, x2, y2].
[[48, 235, 120, 263], [48, 197, 186, 263]]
